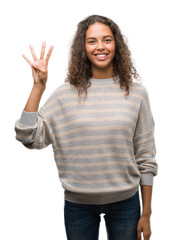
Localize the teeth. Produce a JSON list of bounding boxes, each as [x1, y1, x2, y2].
[[97, 54, 106, 57]]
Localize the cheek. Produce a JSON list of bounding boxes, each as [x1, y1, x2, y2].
[[109, 45, 116, 58], [85, 45, 95, 55], [110, 43, 115, 52]]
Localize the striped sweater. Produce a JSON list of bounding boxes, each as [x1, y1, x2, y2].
[[14, 77, 158, 204]]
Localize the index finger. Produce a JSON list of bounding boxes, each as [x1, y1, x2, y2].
[[29, 45, 38, 61], [45, 45, 54, 64]]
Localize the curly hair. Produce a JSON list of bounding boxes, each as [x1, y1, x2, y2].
[[65, 14, 141, 103]]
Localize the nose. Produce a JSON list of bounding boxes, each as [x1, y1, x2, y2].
[[96, 41, 105, 50]]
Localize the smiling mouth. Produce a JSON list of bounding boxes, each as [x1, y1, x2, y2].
[[94, 53, 109, 60]]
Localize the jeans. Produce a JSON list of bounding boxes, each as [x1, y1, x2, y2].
[[64, 190, 141, 240]]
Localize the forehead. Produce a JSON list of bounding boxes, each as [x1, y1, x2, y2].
[[85, 22, 113, 38]]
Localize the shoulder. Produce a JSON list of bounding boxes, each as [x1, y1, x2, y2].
[[46, 82, 74, 100], [51, 82, 77, 96], [130, 80, 149, 99], [41, 82, 76, 112], [51, 82, 70, 94]]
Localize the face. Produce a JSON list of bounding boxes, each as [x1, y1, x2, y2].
[[85, 22, 115, 73]]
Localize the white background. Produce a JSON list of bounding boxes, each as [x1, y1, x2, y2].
[[0, 0, 172, 239]]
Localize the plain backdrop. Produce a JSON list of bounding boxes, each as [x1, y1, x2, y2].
[[0, 0, 172, 239]]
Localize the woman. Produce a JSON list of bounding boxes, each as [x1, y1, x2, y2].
[[15, 15, 158, 240]]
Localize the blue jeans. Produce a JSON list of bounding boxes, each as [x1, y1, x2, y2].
[[64, 190, 141, 240]]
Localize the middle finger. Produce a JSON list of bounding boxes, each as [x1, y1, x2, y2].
[[40, 41, 46, 59]]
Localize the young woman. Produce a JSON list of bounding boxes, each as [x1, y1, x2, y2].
[[15, 15, 158, 240]]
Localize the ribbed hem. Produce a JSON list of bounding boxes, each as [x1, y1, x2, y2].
[[90, 76, 119, 84], [20, 110, 38, 126], [64, 185, 139, 205]]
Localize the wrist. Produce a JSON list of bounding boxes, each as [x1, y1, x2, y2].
[[142, 210, 152, 217], [33, 83, 46, 92]]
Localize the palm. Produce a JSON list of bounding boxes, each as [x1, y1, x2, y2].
[[23, 42, 53, 87], [31, 59, 47, 84]]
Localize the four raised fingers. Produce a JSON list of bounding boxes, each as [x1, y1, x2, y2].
[[23, 42, 53, 68]]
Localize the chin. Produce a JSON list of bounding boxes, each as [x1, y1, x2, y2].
[[93, 62, 112, 69]]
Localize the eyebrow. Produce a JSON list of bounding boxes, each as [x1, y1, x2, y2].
[[86, 35, 113, 40]]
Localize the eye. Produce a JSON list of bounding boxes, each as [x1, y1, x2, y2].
[[105, 39, 112, 42], [88, 41, 95, 44]]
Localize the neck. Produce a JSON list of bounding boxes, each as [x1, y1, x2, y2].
[[91, 64, 114, 79]]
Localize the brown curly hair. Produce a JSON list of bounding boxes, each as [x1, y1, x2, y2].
[[65, 15, 140, 103]]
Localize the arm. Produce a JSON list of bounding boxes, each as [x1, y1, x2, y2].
[[24, 84, 45, 112], [137, 185, 152, 240], [14, 42, 54, 149], [133, 88, 158, 240], [140, 185, 152, 217]]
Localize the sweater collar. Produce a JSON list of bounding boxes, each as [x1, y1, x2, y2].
[[89, 76, 119, 84]]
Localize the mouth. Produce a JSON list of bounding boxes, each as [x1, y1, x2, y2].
[[93, 53, 109, 61], [94, 53, 109, 56]]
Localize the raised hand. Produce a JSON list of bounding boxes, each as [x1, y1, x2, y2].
[[23, 41, 54, 89]]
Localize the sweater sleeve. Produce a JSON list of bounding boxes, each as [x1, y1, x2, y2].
[[133, 88, 158, 186], [14, 107, 53, 149]]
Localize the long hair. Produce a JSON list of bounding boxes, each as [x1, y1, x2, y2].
[[65, 15, 140, 103]]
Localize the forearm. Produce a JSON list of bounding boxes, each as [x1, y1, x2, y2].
[[140, 185, 152, 217], [24, 84, 45, 112]]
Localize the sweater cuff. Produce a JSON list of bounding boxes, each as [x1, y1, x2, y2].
[[20, 110, 38, 126], [140, 173, 154, 186]]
